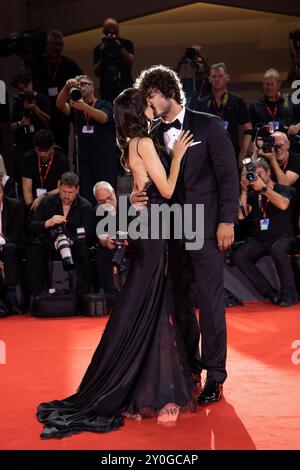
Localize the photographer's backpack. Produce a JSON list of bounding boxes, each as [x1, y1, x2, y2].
[[31, 262, 78, 317]]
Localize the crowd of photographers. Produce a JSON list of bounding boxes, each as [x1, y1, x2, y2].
[[0, 19, 300, 316]]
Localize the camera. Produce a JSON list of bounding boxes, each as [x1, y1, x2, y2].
[[102, 33, 117, 47], [111, 231, 128, 292], [255, 124, 275, 153], [69, 87, 82, 101], [289, 29, 300, 50], [185, 47, 198, 62], [13, 91, 35, 104], [111, 231, 127, 268], [50, 224, 74, 271], [242, 157, 256, 182]]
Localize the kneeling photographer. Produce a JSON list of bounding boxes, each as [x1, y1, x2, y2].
[[232, 158, 297, 307], [94, 181, 128, 309], [26, 172, 95, 296]]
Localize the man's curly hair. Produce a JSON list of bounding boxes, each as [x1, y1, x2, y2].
[[135, 65, 185, 105]]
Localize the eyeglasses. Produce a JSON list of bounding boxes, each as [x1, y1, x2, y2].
[[79, 81, 92, 87]]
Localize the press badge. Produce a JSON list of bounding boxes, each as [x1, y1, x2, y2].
[[260, 218, 269, 231], [223, 120, 229, 130], [36, 188, 47, 197], [82, 125, 94, 134], [268, 121, 280, 132], [48, 87, 58, 97]]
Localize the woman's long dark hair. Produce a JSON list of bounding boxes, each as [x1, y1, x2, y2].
[[113, 88, 149, 171]]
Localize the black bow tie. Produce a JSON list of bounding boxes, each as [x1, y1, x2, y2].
[[161, 119, 182, 132]]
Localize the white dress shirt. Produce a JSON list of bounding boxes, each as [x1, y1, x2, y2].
[[162, 107, 186, 155]]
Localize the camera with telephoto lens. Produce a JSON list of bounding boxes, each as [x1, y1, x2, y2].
[[184, 47, 198, 63], [289, 29, 300, 50], [13, 91, 35, 104], [242, 157, 256, 182], [111, 231, 128, 292], [255, 124, 275, 154], [70, 87, 82, 101], [50, 223, 74, 271], [111, 231, 127, 268], [102, 32, 117, 47]]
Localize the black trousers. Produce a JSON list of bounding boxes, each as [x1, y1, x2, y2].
[[170, 239, 227, 383], [232, 236, 296, 297], [26, 239, 92, 296], [169, 239, 201, 378], [0, 243, 20, 287], [189, 240, 227, 384]]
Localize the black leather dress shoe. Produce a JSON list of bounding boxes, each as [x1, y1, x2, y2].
[[265, 289, 280, 305], [197, 380, 223, 405], [278, 294, 296, 307]]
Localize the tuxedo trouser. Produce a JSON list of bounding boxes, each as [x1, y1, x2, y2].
[[189, 240, 227, 384]]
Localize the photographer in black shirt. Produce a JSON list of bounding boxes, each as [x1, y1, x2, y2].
[[10, 73, 50, 189], [93, 18, 134, 103], [22, 129, 69, 211], [27, 172, 94, 296], [233, 159, 297, 307]]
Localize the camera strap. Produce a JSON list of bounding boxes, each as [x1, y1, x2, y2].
[[258, 193, 270, 219], [84, 98, 97, 124], [38, 148, 54, 188], [264, 93, 280, 120], [48, 58, 61, 86], [281, 156, 290, 173]]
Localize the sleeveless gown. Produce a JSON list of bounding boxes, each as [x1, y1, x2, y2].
[[37, 152, 196, 439]]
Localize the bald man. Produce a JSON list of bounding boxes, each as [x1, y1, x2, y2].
[[249, 68, 300, 137], [93, 17, 135, 102]]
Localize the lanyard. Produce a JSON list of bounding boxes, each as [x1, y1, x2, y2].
[[265, 93, 280, 121], [211, 93, 228, 119], [258, 193, 270, 219], [84, 99, 97, 125], [282, 156, 290, 173], [48, 58, 61, 87], [38, 149, 54, 188]]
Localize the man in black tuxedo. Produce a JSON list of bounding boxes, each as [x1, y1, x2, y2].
[[0, 184, 24, 316], [134, 65, 239, 404]]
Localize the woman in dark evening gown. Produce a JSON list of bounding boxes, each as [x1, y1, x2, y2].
[[37, 88, 196, 439]]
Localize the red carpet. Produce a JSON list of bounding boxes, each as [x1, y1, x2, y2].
[[0, 301, 299, 450]]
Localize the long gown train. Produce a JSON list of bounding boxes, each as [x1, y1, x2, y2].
[[37, 178, 196, 439]]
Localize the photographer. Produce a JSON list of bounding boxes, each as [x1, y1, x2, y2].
[[249, 68, 300, 138], [93, 18, 134, 103], [255, 131, 300, 195], [56, 75, 117, 203], [31, 30, 83, 155], [22, 129, 69, 212], [10, 73, 50, 189], [233, 159, 297, 307], [176, 45, 211, 108], [94, 181, 128, 308], [253, 129, 300, 237], [196, 63, 252, 166], [27, 172, 95, 296], [0, 183, 24, 316]]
